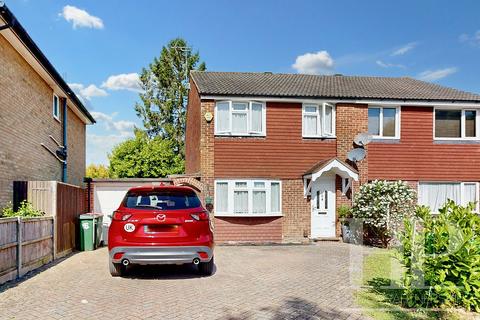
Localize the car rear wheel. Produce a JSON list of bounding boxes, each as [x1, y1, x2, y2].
[[198, 256, 214, 276], [109, 261, 125, 277]]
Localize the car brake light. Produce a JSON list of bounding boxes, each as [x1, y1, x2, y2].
[[112, 211, 132, 221], [191, 211, 209, 221]]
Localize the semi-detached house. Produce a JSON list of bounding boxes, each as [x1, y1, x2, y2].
[[185, 71, 480, 243], [0, 4, 95, 208]]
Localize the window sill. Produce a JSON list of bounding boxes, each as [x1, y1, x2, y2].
[[434, 139, 480, 144], [215, 133, 266, 138], [214, 213, 283, 218], [53, 115, 61, 123], [371, 138, 400, 143], [302, 135, 336, 139]]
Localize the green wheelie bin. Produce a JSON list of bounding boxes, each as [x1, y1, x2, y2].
[[79, 213, 103, 251]]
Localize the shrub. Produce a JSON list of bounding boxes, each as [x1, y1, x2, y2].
[[351, 180, 416, 247], [399, 201, 480, 312], [1, 201, 44, 218]]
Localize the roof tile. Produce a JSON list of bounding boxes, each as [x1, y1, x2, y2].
[[191, 71, 480, 102]]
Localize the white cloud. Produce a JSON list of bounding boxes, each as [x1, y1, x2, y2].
[[376, 60, 405, 68], [69, 83, 108, 101], [459, 31, 480, 46], [292, 50, 334, 75], [417, 67, 458, 82], [391, 42, 417, 56], [101, 73, 142, 92], [87, 132, 133, 165], [90, 111, 136, 133], [60, 5, 104, 29]]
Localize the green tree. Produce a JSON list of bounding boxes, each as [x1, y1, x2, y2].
[[108, 130, 184, 178], [86, 164, 110, 178], [135, 37, 206, 159]]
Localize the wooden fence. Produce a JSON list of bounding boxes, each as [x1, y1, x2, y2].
[[0, 181, 87, 286], [0, 217, 54, 285], [23, 181, 86, 258]]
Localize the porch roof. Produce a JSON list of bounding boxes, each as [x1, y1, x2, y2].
[[303, 157, 359, 181]]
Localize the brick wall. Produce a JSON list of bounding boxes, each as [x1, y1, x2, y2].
[[334, 103, 369, 236], [0, 34, 86, 208], [199, 100, 215, 201], [67, 107, 86, 188], [214, 217, 282, 243], [282, 179, 310, 241]]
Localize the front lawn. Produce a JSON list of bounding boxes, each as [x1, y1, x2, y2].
[[356, 249, 478, 320]]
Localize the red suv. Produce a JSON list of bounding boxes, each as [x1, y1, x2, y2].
[[108, 185, 214, 277]]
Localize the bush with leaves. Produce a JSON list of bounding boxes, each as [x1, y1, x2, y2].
[[400, 201, 480, 312], [1, 201, 44, 218], [351, 180, 416, 247]]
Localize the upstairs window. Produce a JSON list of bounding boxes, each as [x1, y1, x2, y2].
[[302, 103, 335, 137], [435, 108, 479, 139], [215, 101, 266, 136], [53, 94, 60, 120], [368, 106, 400, 138]]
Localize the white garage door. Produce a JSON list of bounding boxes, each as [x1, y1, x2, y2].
[[94, 183, 137, 244]]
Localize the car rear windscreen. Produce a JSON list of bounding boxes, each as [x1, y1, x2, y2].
[[123, 190, 201, 210]]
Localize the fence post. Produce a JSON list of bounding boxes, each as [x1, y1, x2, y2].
[[16, 217, 23, 278], [52, 181, 58, 260]]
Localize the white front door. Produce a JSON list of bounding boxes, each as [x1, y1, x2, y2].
[[311, 175, 336, 238]]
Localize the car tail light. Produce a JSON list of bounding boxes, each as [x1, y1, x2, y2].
[[113, 252, 124, 260], [112, 211, 132, 221], [198, 252, 209, 259], [191, 210, 209, 221]]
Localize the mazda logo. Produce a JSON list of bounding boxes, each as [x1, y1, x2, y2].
[[156, 214, 166, 222]]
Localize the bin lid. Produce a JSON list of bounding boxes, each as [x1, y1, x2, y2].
[[79, 213, 103, 219]]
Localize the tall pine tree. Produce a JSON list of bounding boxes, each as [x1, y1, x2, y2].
[[135, 38, 205, 159]]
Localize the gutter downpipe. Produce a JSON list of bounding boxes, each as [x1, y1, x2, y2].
[[62, 98, 67, 183]]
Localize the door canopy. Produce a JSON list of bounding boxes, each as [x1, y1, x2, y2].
[[303, 157, 359, 196]]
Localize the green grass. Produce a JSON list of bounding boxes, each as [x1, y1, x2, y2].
[[355, 249, 474, 320]]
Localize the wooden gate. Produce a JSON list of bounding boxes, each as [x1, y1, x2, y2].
[[56, 183, 85, 255]]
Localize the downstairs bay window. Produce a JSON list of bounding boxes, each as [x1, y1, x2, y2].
[[214, 180, 282, 216], [418, 182, 479, 213], [215, 101, 266, 136]]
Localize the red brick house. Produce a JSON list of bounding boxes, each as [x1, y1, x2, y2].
[[185, 71, 480, 243], [0, 4, 95, 208]]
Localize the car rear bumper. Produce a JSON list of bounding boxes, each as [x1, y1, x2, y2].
[[109, 246, 213, 265]]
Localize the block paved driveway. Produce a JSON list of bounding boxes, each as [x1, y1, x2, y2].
[[0, 242, 371, 320]]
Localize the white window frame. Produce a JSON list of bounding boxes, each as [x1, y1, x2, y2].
[[368, 106, 400, 139], [214, 101, 266, 136], [433, 107, 480, 141], [302, 103, 336, 138], [417, 181, 480, 213], [214, 179, 282, 217], [52, 94, 60, 121]]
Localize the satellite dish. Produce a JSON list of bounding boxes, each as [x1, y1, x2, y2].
[[354, 133, 372, 146], [347, 148, 366, 162]]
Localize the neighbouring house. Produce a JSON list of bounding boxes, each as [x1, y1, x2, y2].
[[185, 71, 480, 243], [0, 4, 95, 209]]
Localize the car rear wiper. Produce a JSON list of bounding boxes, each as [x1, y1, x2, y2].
[[135, 204, 163, 209]]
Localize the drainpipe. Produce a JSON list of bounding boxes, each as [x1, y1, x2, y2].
[[62, 97, 68, 182]]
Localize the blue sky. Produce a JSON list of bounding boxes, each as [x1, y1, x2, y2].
[[7, 0, 480, 165]]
